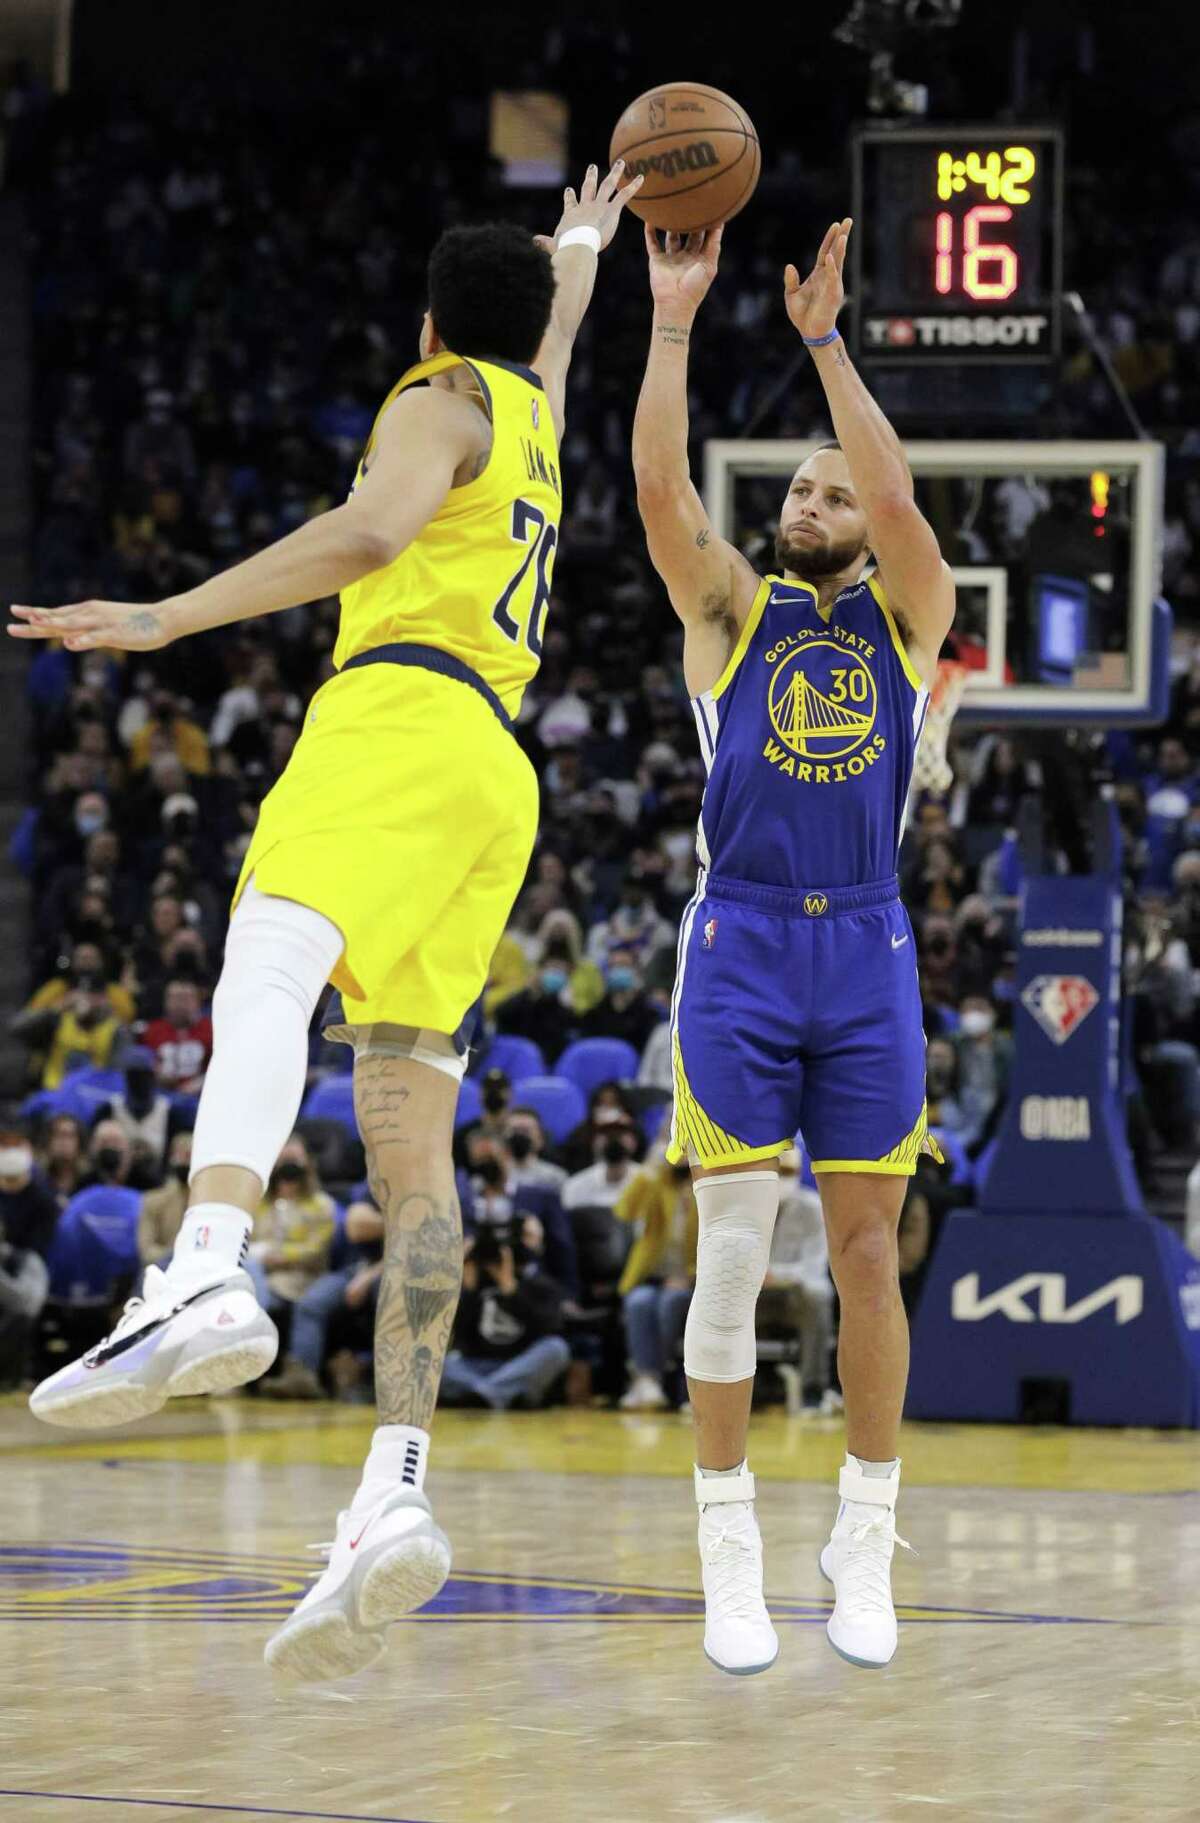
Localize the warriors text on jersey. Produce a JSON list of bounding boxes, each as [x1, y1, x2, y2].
[[668, 570, 941, 1176], [234, 352, 560, 1042], [691, 571, 929, 887]]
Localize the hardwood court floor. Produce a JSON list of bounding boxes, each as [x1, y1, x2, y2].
[[1, 1395, 1198, 1823]]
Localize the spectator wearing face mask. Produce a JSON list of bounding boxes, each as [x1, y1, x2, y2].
[[264, 1185, 385, 1401], [128, 688, 212, 777], [245, 1137, 336, 1319], [578, 947, 663, 1053], [31, 972, 124, 1090], [466, 1132, 579, 1301], [141, 977, 213, 1091], [953, 996, 1012, 1140], [493, 941, 579, 1063], [503, 1108, 567, 1195], [440, 1223, 570, 1411], [0, 1122, 59, 1260], [560, 1082, 639, 1175], [920, 914, 960, 1007], [38, 1113, 86, 1210], [136, 1130, 194, 1269], [562, 1115, 640, 1212], [14, 939, 135, 1044], [95, 1046, 187, 1181], [467, 1069, 513, 1147], [585, 874, 674, 975]]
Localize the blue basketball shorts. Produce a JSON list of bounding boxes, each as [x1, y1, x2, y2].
[[667, 872, 934, 1174]]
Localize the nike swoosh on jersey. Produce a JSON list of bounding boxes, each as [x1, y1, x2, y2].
[[83, 1283, 226, 1369]]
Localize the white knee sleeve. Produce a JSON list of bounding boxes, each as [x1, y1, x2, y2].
[[684, 1170, 781, 1384], [190, 880, 346, 1189]]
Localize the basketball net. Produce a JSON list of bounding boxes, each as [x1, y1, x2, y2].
[[912, 660, 968, 796]]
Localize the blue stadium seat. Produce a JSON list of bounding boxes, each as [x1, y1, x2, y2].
[[480, 1034, 546, 1083], [454, 1076, 482, 1131], [300, 1074, 359, 1137], [512, 1075, 587, 1145], [639, 1099, 670, 1145], [555, 1038, 641, 1102], [47, 1186, 141, 1304]]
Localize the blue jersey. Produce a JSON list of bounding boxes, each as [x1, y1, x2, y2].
[[689, 571, 930, 890]]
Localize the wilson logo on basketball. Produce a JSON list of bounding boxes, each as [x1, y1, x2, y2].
[[1020, 975, 1099, 1045], [626, 141, 720, 182]]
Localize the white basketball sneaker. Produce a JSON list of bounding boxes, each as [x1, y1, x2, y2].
[[819, 1459, 911, 1669], [696, 1463, 779, 1676], [265, 1486, 451, 1682], [30, 1261, 278, 1429]]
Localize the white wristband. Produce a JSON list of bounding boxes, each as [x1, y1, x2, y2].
[[557, 226, 602, 255]]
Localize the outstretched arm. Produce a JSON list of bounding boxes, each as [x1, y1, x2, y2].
[[784, 218, 955, 679], [7, 385, 480, 653], [533, 159, 643, 439], [632, 225, 759, 698]]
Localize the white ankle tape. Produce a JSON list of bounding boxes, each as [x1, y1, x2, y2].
[[694, 1465, 756, 1505], [838, 1464, 900, 1508]]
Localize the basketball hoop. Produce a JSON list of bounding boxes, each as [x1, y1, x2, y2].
[[912, 660, 968, 796]]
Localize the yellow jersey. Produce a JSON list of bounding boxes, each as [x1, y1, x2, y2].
[[333, 352, 562, 717]]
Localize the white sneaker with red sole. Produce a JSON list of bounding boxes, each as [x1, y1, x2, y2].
[[265, 1486, 451, 1682]]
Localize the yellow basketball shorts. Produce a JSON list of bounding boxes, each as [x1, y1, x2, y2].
[[233, 660, 537, 1044]]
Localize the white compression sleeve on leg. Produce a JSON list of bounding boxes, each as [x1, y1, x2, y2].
[[189, 880, 346, 1189], [684, 1170, 781, 1384]]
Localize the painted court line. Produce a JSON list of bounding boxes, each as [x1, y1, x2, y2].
[[0, 1792, 436, 1823]]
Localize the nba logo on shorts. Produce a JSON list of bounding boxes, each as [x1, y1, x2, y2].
[[701, 917, 718, 950]]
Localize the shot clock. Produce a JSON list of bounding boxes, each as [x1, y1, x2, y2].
[[851, 126, 1064, 365]]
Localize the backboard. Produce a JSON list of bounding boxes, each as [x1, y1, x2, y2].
[[702, 440, 1170, 725]]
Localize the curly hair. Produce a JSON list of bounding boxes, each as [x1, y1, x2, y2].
[[427, 223, 556, 364]]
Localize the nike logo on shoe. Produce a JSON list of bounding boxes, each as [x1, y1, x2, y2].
[[891, 934, 909, 950]]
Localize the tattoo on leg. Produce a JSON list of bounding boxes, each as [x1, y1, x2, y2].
[[371, 1183, 462, 1429]]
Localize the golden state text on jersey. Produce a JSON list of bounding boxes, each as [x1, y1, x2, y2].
[[689, 572, 930, 889], [334, 352, 562, 718]]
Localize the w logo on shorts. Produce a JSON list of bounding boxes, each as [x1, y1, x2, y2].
[[803, 893, 829, 917], [701, 917, 718, 950]]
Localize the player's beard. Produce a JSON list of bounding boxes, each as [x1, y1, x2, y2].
[[774, 525, 869, 580]]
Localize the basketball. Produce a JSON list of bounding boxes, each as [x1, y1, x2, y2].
[[609, 82, 760, 233]]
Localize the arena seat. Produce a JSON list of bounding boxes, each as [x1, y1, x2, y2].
[[511, 1075, 587, 1145], [478, 1034, 545, 1083], [555, 1038, 641, 1102], [300, 1074, 359, 1137]]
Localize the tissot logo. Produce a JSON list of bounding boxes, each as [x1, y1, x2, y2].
[[865, 314, 1050, 349], [951, 1272, 1144, 1326]]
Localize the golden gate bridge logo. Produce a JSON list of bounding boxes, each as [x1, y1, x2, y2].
[[766, 639, 877, 761]]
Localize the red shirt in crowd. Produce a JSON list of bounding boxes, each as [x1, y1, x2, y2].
[[141, 1015, 214, 1090]]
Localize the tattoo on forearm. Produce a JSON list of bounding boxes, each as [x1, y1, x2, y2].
[[372, 1190, 463, 1428], [656, 324, 689, 347], [695, 530, 710, 549], [833, 346, 847, 367], [129, 610, 160, 638]]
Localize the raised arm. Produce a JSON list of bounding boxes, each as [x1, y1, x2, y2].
[[7, 386, 480, 654], [783, 218, 955, 680], [532, 160, 643, 440], [632, 224, 759, 698]]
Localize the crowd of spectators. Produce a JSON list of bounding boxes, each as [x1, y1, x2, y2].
[[3, 19, 1200, 1398]]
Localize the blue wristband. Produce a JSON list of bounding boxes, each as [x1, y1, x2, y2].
[[803, 328, 841, 347]]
